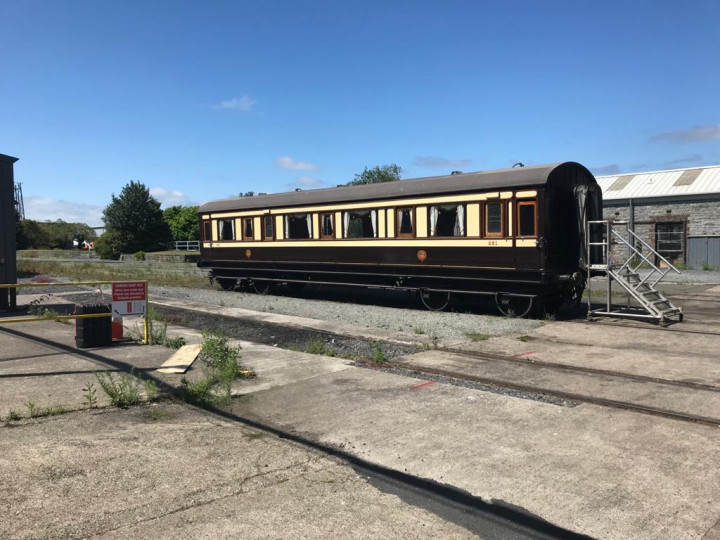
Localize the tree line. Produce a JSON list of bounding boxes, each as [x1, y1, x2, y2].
[[18, 163, 401, 259]]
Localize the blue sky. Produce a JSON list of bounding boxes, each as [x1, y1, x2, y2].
[[1, 0, 718, 226]]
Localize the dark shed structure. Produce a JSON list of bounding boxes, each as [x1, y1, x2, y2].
[[0, 153, 19, 310]]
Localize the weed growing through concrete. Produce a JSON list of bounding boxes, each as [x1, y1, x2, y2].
[[25, 401, 41, 418], [146, 305, 187, 349], [465, 332, 490, 342], [5, 410, 22, 422], [95, 369, 156, 409], [177, 331, 255, 407], [82, 382, 98, 408], [144, 405, 173, 421], [518, 335, 529, 342], [413, 327, 425, 335], [305, 337, 336, 356], [370, 342, 387, 364]]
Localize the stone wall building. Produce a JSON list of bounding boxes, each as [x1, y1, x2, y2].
[[596, 165, 720, 269]]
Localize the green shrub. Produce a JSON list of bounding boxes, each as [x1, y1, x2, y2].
[[134, 251, 146, 261]]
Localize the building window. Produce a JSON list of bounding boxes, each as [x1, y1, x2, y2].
[[264, 215, 274, 240], [320, 213, 334, 239], [242, 218, 254, 241], [655, 221, 685, 264], [219, 219, 235, 241], [396, 208, 414, 237], [484, 201, 503, 237], [344, 209, 378, 238], [517, 200, 537, 237], [429, 204, 465, 237], [203, 221, 211, 241], [284, 213, 312, 239]]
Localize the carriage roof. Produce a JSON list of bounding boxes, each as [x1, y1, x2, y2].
[[199, 161, 594, 213]]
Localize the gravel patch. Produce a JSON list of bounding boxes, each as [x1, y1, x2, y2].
[[148, 285, 544, 343]]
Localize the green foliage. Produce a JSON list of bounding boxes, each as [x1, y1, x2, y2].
[[134, 251, 146, 261], [94, 229, 131, 260], [95, 372, 142, 408], [306, 337, 335, 356], [16, 219, 97, 250], [702, 261, 715, 271], [347, 164, 402, 186], [239, 191, 255, 197], [370, 342, 387, 363], [25, 401, 41, 418], [177, 331, 254, 406], [465, 332, 490, 342], [163, 205, 199, 242], [102, 181, 172, 254], [82, 382, 98, 408], [6, 410, 22, 422], [413, 327, 425, 334]]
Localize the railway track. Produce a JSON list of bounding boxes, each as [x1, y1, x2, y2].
[[389, 348, 720, 428], [25, 283, 720, 428]]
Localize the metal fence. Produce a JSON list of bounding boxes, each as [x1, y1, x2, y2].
[[174, 240, 200, 251], [688, 237, 720, 269]]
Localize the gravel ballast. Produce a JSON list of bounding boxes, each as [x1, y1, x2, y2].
[[148, 285, 544, 343]]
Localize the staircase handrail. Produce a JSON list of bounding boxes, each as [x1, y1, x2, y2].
[[611, 229, 662, 275], [626, 229, 681, 274]]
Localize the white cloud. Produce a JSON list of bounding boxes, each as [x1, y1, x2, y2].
[[286, 176, 326, 190], [24, 197, 104, 227], [150, 187, 190, 207], [650, 124, 720, 143], [414, 156, 472, 169], [275, 156, 319, 171], [214, 95, 257, 112]]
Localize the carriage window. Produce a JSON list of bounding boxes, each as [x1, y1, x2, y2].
[[429, 204, 465, 237], [219, 219, 235, 240], [284, 213, 312, 239], [344, 209, 377, 238], [320, 213, 334, 238], [203, 221, 211, 241], [517, 201, 537, 237], [484, 202, 503, 237], [264, 215, 274, 240], [242, 218, 254, 241], [396, 208, 414, 237]]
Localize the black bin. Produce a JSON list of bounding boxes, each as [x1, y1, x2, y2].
[[75, 304, 112, 348]]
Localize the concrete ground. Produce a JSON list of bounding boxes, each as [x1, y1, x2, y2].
[[2, 281, 720, 539]]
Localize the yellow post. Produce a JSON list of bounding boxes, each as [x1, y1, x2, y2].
[[143, 280, 149, 345]]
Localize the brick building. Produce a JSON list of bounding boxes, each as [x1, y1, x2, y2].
[[596, 165, 720, 268]]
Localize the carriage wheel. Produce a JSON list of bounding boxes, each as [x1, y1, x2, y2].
[[495, 294, 534, 318], [419, 290, 451, 311], [252, 279, 271, 295], [217, 278, 236, 291]]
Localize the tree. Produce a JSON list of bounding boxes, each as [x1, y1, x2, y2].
[[239, 191, 255, 197], [347, 164, 402, 186], [163, 205, 199, 242], [101, 181, 171, 256], [16, 219, 97, 250]]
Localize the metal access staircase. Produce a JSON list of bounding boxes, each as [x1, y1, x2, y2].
[[586, 220, 683, 325]]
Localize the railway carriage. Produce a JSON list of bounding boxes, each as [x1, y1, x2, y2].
[[197, 162, 602, 314]]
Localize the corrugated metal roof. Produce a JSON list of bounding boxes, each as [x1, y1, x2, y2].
[[597, 165, 720, 201]]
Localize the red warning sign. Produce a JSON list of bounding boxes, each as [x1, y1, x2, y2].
[[112, 282, 147, 302], [112, 282, 147, 316]]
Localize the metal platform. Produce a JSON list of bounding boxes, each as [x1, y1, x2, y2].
[[586, 220, 683, 325]]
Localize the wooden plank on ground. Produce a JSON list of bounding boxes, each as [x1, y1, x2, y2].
[[157, 344, 202, 374]]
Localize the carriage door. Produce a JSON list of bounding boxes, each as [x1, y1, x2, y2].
[[574, 184, 603, 269]]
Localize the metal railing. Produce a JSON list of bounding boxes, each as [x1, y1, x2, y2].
[[585, 220, 682, 323], [174, 240, 200, 251]]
